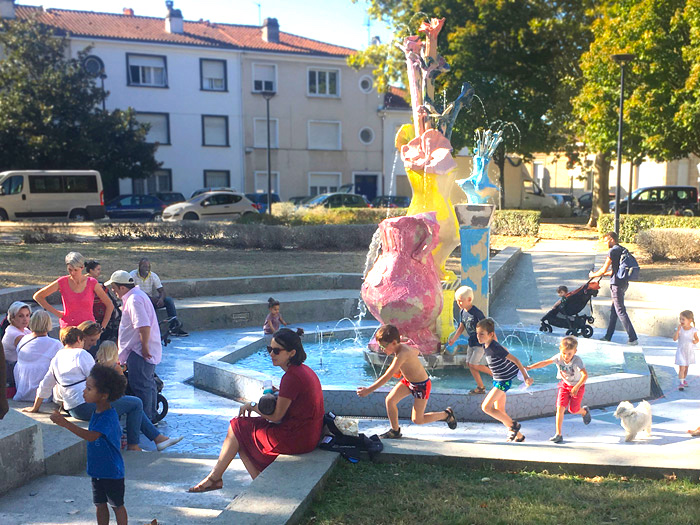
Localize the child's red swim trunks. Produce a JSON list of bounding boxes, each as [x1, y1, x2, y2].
[[400, 377, 431, 399]]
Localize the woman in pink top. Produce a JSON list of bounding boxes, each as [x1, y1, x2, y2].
[[33, 252, 114, 330]]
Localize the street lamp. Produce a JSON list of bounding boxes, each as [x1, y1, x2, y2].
[[260, 90, 276, 215], [611, 53, 635, 234]]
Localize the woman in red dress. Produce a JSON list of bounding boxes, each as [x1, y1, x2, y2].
[[189, 328, 324, 491]]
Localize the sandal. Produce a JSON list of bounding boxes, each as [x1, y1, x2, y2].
[[506, 421, 521, 442], [444, 407, 457, 430], [187, 476, 223, 493], [469, 387, 486, 395]]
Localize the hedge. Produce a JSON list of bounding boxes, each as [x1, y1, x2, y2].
[[636, 228, 700, 262], [491, 210, 541, 236], [598, 214, 700, 243]]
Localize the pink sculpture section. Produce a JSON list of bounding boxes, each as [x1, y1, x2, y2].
[[361, 213, 443, 355]]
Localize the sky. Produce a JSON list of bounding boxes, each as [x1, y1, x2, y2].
[[19, 0, 396, 50]]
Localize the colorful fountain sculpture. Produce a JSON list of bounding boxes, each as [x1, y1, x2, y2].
[[361, 17, 480, 355]]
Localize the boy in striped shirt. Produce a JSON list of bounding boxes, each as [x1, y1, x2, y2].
[[476, 318, 533, 442]]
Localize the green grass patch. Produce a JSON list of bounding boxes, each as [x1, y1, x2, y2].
[[301, 460, 700, 525]]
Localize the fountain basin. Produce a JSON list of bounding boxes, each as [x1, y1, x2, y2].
[[192, 326, 652, 422]]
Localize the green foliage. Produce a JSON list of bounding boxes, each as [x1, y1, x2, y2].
[[637, 228, 700, 261], [0, 18, 160, 189], [597, 213, 700, 242], [492, 210, 541, 236], [270, 203, 406, 225]]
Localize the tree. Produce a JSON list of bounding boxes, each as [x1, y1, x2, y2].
[[350, 0, 597, 207], [0, 17, 159, 197]]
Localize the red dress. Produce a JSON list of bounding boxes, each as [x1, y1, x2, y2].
[[57, 276, 97, 328], [230, 363, 324, 473]]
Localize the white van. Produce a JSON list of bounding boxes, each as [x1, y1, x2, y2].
[[0, 170, 106, 221]]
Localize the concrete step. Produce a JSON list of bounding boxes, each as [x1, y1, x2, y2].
[[591, 297, 678, 337], [0, 454, 252, 525], [171, 289, 368, 331], [0, 409, 43, 496]]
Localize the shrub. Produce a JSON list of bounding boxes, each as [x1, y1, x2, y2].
[[636, 228, 700, 262], [21, 225, 78, 244], [492, 210, 541, 236], [598, 214, 700, 243]]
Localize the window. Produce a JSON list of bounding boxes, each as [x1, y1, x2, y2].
[[29, 176, 62, 193], [200, 59, 227, 91], [127, 53, 167, 87], [204, 170, 230, 187], [202, 115, 229, 147], [203, 193, 242, 206], [254, 171, 280, 194], [134, 113, 170, 144], [359, 75, 373, 93], [359, 127, 374, 145], [308, 121, 341, 150], [252, 63, 276, 93], [132, 169, 172, 194], [309, 172, 341, 196], [253, 118, 279, 148], [64, 176, 98, 193], [1, 175, 23, 195], [308, 68, 340, 96]]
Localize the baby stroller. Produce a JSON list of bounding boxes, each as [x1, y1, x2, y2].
[[539, 278, 601, 338], [124, 370, 169, 424]]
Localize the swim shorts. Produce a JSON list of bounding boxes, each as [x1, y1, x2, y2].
[[557, 381, 585, 412], [400, 377, 432, 400], [492, 379, 513, 392]]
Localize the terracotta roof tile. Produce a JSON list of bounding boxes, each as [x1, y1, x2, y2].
[[15, 5, 356, 57]]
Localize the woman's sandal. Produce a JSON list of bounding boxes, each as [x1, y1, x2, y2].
[[187, 477, 223, 493], [444, 407, 457, 430]]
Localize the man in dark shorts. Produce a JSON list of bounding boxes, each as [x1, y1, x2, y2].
[[589, 231, 638, 345]]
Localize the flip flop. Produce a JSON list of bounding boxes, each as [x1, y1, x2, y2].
[[188, 477, 223, 493], [444, 407, 457, 430]]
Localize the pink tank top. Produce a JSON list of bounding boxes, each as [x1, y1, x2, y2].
[[57, 275, 97, 328]]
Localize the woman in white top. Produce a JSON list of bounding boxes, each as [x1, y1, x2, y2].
[[13, 311, 62, 402], [24, 326, 182, 452], [2, 301, 32, 390]]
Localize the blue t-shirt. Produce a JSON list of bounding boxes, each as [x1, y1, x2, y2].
[[609, 244, 624, 286], [484, 340, 519, 381], [460, 305, 485, 347], [87, 408, 124, 479]]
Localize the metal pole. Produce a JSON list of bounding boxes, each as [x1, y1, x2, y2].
[[614, 62, 626, 235], [100, 75, 106, 112], [627, 161, 633, 215], [265, 96, 272, 215]]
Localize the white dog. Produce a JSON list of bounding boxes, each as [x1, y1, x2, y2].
[[613, 400, 652, 442]]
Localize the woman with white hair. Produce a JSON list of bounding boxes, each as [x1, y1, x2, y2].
[[33, 251, 114, 330], [1, 301, 31, 391], [13, 310, 62, 401]]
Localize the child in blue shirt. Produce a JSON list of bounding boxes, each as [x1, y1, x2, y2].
[[50, 364, 128, 525]]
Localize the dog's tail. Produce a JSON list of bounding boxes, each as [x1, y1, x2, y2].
[[639, 400, 652, 414]]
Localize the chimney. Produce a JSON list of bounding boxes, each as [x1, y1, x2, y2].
[[123, 8, 134, 16], [165, 1, 183, 34], [262, 17, 279, 43], [0, 0, 16, 20]]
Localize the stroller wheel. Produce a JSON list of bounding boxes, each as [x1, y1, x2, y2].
[[153, 393, 169, 423], [565, 329, 575, 336], [581, 325, 593, 338]]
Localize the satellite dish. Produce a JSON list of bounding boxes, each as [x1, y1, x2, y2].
[[83, 55, 105, 77]]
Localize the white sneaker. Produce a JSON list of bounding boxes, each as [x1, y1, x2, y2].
[[627, 340, 639, 346], [156, 436, 183, 451]]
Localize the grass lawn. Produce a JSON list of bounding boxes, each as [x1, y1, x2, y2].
[[302, 460, 700, 525]]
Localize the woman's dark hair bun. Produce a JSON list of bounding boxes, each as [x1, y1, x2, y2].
[[296, 328, 304, 337]]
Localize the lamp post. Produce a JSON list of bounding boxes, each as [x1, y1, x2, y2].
[[261, 90, 276, 215], [611, 53, 635, 234]]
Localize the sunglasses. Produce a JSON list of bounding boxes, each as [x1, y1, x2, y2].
[[267, 345, 286, 355]]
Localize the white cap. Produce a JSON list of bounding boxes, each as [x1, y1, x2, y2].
[[105, 270, 134, 286]]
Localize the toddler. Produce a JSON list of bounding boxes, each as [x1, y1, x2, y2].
[[673, 310, 698, 391], [263, 297, 288, 335], [96, 341, 124, 374]]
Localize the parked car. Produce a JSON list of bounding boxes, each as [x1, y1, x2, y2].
[[550, 194, 576, 208], [245, 192, 281, 213], [609, 185, 698, 216], [370, 195, 411, 208], [190, 187, 237, 198], [302, 192, 369, 209], [575, 192, 616, 216], [162, 191, 258, 221], [288, 195, 312, 206], [106, 194, 168, 220], [153, 192, 186, 205]]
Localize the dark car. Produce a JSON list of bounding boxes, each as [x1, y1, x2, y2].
[[153, 192, 186, 205], [610, 186, 698, 216], [370, 195, 411, 208], [550, 194, 576, 207], [245, 192, 281, 213], [288, 195, 311, 206], [576, 192, 617, 216], [106, 194, 167, 220], [303, 192, 369, 208]]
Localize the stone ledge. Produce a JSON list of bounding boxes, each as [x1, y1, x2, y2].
[[0, 409, 44, 496], [489, 247, 522, 303]]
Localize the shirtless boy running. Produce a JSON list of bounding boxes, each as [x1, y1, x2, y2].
[[356, 324, 457, 438]]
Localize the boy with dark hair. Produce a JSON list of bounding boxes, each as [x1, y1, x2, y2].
[[50, 364, 128, 525], [357, 324, 457, 438], [557, 285, 568, 296]]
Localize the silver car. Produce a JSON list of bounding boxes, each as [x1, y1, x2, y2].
[[162, 191, 259, 221]]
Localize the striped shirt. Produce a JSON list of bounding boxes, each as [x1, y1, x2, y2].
[[484, 341, 519, 381]]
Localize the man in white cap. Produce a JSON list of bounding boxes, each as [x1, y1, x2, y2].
[[106, 270, 162, 422]]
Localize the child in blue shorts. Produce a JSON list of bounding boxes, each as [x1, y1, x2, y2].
[[476, 318, 533, 442], [50, 364, 128, 525]]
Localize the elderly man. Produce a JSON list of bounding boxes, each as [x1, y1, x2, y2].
[[106, 270, 162, 421], [130, 258, 188, 337]]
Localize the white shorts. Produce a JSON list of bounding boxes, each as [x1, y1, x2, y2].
[[676, 345, 696, 367], [466, 345, 486, 366]]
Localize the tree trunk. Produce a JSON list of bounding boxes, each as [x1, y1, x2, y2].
[[587, 152, 611, 228], [495, 148, 506, 209]]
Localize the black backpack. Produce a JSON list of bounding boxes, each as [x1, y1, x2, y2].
[[319, 412, 383, 463]]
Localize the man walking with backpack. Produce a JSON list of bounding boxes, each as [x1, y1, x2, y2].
[[590, 231, 639, 345]]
